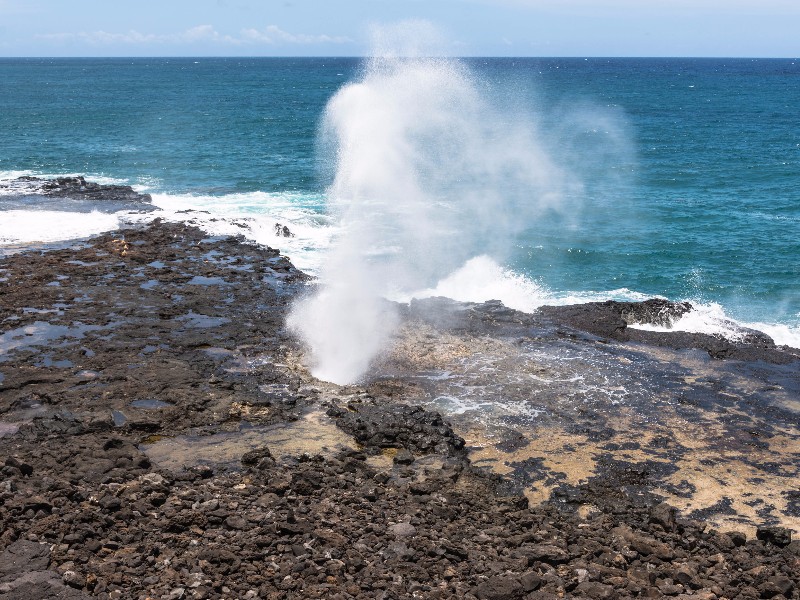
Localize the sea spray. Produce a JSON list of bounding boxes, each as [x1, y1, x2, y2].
[[393, 256, 552, 314], [288, 22, 579, 384]]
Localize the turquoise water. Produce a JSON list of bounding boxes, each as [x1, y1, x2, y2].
[[0, 57, 342, 192], [1, 57, 798, 332]]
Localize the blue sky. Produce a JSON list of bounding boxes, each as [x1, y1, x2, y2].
[[1, 0, 798, 57]]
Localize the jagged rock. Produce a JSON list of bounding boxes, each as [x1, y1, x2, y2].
[[327, 402, 466, 456], [649, 502, 677, 532], [759, 576, 794, 598], [521, 544, 570, 565], [538, 299, 795, 364], [388, 522, 417, 538], [11, 175, 153, 205], [393, 448, 415, 465], [756, 526, 792, 547]]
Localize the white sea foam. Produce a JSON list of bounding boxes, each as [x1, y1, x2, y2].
[[548, 288, 656, 305], [747, 322, 800, 349], [0, 181, 334, 273], [630, 302, 741, 336], [399, 255, 655, 312], [0, 170, 36, 183], [405, 257, 800, 349], [629, 302, 800, 349], [143, 191, 335, 274], [0, 210, 122, 246]]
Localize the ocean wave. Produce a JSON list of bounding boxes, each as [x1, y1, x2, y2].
[[400, 255, 800, 350], [0, 170, 37, 181], [629, 302, 800, 349], [393, 255, 550, 312], [0, 184, 335, 274], [142, 191, 335, 273], [748, 322, 800, 349], [397, 255, 654, 312]]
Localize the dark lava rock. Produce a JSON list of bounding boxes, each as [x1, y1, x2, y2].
[[223, 515, 248, 530], [756, 525, 793, 547], [0, 540, 91, 599], [15, 175, 152, 205], [759, 576, 795, 598], [648, 502, 678, 532], [326, 401, 466, 456], [0, 570, 92, 599], [726, 530, 748, 547], [393, 448, 415, 465], [574, 581, 618, 599], [240, 446, 273, 467], [273, 223, 294, 238], [521, 544, 570, 565], [472, 575, 525, 599], [0, 540, 51, 578], [620, 298, 694, 326], [519, 572, 542, 592], [538, 299, 799, 364]]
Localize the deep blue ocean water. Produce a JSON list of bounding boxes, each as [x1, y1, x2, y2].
[[1, 57, 798, 338]]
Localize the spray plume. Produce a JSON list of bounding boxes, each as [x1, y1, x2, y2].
[[287, 21, 578, 384]]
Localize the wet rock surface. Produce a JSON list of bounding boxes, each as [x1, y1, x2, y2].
[[378, 298, 800, 534], [0, 176, 153, 210], [1, 218, 799, 598]]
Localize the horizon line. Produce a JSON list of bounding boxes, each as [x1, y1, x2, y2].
[[1, 55, 799, 60]]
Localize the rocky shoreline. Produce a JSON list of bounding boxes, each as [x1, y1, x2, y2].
[[0, 176, 153, 208], [1, 181, 799, 599]]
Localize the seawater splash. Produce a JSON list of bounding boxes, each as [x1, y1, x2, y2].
[[287, 22, 579, 384], [394, 256, 551, 314], [629, 302, 800, 349]]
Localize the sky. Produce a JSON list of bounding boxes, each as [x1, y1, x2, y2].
[[0, 0, 798, 58]]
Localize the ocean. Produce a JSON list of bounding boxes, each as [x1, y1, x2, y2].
[[1, 56, 798, 349]]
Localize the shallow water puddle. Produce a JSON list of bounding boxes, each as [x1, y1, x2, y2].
[[141, 409, 358, 471], [187, 275, 230, 286], [174, 311, 231, 329], [129, 399, 173, 409], [0, 320, 103, 360]]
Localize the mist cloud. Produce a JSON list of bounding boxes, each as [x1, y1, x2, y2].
[[287, 21, 579, 385]]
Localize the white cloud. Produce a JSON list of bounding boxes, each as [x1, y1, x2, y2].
[[36, 24, 352, 47], [241, 25, 352, 44], [176, 25, 241, 44], [83, 31, 159, 44]]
